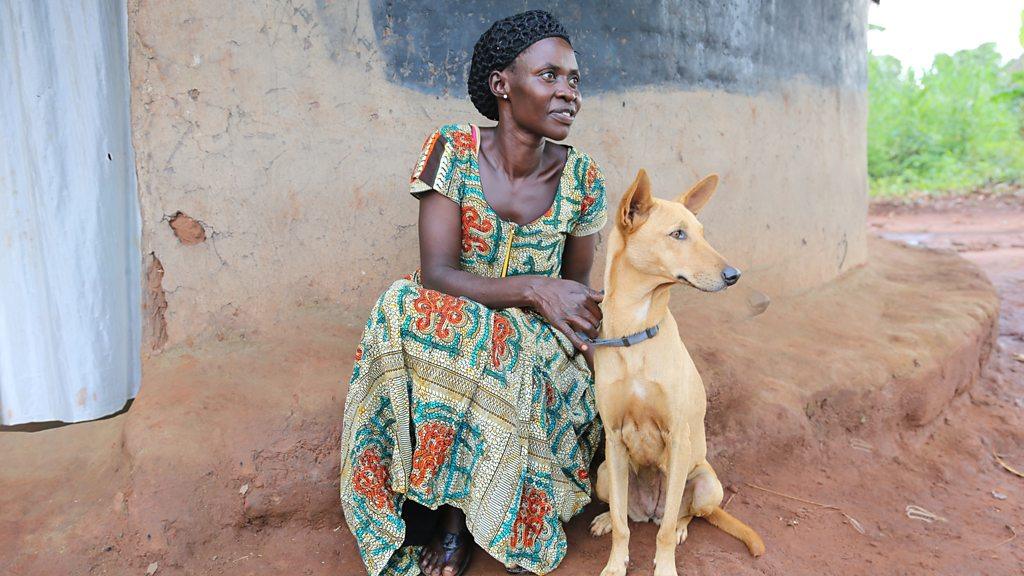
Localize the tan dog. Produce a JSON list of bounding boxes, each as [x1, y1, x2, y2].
[[591, 170, 765, 576]]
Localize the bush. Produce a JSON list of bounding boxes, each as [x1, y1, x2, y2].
[[868, 43, 1024, 196]]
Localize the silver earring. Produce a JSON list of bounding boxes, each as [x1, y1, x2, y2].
[[502, 94, 508, 100]]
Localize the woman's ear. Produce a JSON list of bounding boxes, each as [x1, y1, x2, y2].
[[488, 69, 509, 100]]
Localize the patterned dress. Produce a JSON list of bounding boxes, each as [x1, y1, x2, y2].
[[340, 124, 608, 576]]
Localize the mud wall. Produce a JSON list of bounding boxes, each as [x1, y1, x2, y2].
[[129, 0, 868, 349]]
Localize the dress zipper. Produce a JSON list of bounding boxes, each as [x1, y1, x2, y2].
[[500, 226, 516, 277]]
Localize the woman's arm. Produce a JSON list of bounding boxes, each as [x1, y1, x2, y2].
[[417, 191, 602, 350], [560, 233, 598, 287], [417, 192, 540, 308], [560, 232, 602, 370]]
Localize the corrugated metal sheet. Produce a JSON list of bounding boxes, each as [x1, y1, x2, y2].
[[0, 1, 141, 425]]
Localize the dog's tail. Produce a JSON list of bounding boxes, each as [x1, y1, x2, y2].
[[704, 506, 766, 557]]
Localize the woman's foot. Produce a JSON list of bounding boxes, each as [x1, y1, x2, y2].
[[419, 505, 472, 576]]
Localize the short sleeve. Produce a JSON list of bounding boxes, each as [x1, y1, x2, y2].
[[569, 155, 608, 237], [409, 128, 462, 202]]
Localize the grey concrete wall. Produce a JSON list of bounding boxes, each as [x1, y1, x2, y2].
[[371, 0, 866, 94], [129, 0, 868, 350]]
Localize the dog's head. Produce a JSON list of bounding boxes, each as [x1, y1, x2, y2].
[[616, 169, 739, 292]]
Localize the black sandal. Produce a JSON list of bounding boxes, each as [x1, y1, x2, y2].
[[505, 565, 534, 575], [438, 530, 472, 576]]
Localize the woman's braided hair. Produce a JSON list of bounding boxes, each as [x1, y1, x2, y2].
[[468, 10, 571, 121]]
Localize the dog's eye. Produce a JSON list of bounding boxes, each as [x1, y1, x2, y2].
[[670, 230, 687, 240]]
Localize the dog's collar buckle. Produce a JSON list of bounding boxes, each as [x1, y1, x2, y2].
[[583, 324, 660, 348]]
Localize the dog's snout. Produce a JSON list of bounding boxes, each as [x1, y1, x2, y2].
[[722, 266, 741, 286]]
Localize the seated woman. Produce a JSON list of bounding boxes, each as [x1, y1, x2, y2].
[[340, 10, 608, 576]]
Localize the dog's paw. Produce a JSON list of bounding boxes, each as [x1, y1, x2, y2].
[[590, 512, 612, 537], [676, 523, 688, 545]]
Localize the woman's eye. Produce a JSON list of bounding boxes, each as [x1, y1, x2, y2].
[[541, 71, 555, 81], [670, 230, 687, 240], [569, 76, 580, 88]]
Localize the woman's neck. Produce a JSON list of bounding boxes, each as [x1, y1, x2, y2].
[[487, 121, 546, 180]]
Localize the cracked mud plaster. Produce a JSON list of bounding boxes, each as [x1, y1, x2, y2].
[[169, 212, 206, 245], [145, 253, 169, 352]]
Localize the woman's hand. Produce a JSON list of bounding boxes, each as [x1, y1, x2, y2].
[[527, 277, 604, 353], [581, 344, 596, 374]]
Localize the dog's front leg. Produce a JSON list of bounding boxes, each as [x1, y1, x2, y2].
[[653, 427, 692, 576], [599, 429, 631, 576]]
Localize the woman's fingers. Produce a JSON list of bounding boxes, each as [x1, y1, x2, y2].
[[573, 301, 601, 332], [582, 345, 596, 373], [579, 285, 604, 324], [568, 314, 599, 340], [573, 303, 596, 324], [556, 320, 590, 352], [423, 549, 435, 574], [582, 297, 603, 324], [565, 313, 598, 340]]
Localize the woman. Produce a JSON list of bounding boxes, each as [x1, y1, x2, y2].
[[340, 10, 607, 576]]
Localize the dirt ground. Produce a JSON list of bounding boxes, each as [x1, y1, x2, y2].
[[2, 194, 1023, 576]]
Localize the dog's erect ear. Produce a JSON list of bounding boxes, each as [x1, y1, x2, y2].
[[618, 169, 654, 233], [677, 174, 719, 215]]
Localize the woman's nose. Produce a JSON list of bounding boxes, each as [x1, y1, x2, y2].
[[555, 79, 577, 101]]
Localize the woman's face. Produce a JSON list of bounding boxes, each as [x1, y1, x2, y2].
[[496, 37, 581, 141]]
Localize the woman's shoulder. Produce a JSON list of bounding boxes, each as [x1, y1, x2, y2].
[[432, 123, 475, 140], [422, 124, 479, 159], [563, 146, 605, 193], [561, 146, 608, 236], [410, 123, 477, 199]]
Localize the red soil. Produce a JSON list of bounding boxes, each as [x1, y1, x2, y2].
[[1, 195, 1022, 575]]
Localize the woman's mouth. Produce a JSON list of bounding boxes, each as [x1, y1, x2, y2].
[[550, 110, 575, 125]]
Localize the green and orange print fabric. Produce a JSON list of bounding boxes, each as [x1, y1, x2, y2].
[[340, 124, 608, 576]]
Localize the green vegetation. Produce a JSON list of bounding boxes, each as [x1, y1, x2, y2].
[[868, 38, 1024, 196]]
